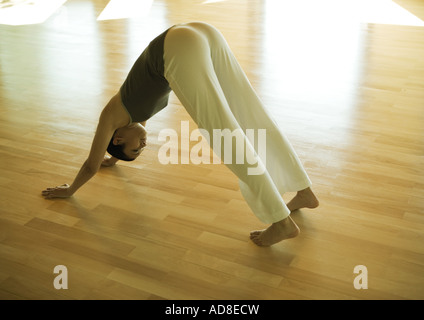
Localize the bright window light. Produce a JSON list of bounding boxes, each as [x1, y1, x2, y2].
[[202, 0, 228, 4], [0, 0, 422, 26], [359, 0, 424, 26], [0, 0, 68, 25], [97, 0, 153, 21]]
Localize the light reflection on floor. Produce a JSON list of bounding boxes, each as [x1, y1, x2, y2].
[[258, 0, 423, 148], [260, 1, 366, 134]]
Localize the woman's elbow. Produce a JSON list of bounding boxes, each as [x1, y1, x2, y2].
[[84, 160, 100, 175]]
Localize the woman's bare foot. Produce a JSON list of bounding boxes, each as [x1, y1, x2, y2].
[[249, 188, 318, 246], [250, 216, 300, 247], [287, 187, 319, 213]]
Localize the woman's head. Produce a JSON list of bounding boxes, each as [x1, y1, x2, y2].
[[107, 123, 147, 161]]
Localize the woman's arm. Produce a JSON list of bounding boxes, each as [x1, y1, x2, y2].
[[42, 93, 129, 199]]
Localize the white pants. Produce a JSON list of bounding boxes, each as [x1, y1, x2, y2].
[[163, 22, 311, 224]]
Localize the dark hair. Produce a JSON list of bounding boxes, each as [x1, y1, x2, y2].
[[107, 135, 135, 162]]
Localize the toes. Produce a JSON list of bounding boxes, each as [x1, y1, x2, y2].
[[250, 237, 262, 246], [252, 238, 269, 247], [250, 231, 274, 247], [249, 232, 265, 246], [250, 230, 261, 236]]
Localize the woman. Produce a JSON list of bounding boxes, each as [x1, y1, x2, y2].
[[42, 22, 319, 246]]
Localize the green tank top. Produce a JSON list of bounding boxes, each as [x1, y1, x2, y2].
[[120, 27, 172, 123]]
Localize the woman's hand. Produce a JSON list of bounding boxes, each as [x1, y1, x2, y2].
[[101, 155, 119, 167], [41, 184, 72, 199]]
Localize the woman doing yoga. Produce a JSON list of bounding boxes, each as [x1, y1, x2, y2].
[[42, 22, 319, 246]]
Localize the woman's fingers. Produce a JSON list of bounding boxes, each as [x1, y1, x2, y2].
[[41, 184, 70, 198]]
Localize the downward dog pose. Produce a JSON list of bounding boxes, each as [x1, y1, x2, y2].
[[42, 22, 318, 246]]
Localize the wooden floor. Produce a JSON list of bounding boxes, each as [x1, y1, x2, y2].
[[0, 0, 423, 300]]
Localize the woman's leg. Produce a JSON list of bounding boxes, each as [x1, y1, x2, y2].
[[163, 24, 316, 245], [192, 22, 312, 194], [164, 25, 290, 221]]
